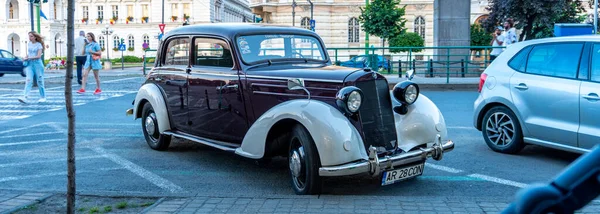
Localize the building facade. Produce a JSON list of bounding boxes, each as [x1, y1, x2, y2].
[[0, 0, 252, 59]]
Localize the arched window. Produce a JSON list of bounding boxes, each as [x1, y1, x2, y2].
[[128, 35, 135, 49], [113, 35, 120, 49], [8, 0, 19, 20], [98, 36, 105, 50], [414, 16, 425, 40], [300, 17, 310, 30], [348, 17, 360, 43], [144, 34, 150, 47]]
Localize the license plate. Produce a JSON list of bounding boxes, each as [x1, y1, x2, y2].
[[381, 163, 424, 186]]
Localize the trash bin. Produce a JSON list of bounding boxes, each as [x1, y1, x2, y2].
[[554, 23, 594, 37]]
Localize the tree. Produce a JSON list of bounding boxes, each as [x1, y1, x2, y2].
[[483, 0, 585, 41], [470, 24, 492, 51], [65, 0, 76, 212], [388, 32, 424, 53], [359, 0, 407, 56]]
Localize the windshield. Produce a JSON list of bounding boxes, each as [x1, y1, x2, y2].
[[236, 34, 327, 64]]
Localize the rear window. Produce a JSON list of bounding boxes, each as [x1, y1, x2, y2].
[[507, 46, 532, 72]]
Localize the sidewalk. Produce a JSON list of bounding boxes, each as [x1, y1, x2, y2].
[[0, 67, 145, 85], [3, 190, 600, 214]]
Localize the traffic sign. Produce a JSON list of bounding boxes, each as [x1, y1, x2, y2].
[[158, 33, 164, 41], [310, 20, 315, 29], [119, 44, 126, 51], [159, 23, 166, 33]]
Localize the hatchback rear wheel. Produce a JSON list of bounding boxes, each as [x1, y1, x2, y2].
[[482, 106, 524, 154]]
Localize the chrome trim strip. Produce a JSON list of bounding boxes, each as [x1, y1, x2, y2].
[[164, 131, 239, 152], [318, 140, 455, 177], [250, 82, 339, 91], [245, 75, 344, 83], [252, 91, 334, 99], [524, 137, 589, 154]]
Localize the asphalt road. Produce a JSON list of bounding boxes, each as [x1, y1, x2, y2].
[[0, 75, 583, 201]]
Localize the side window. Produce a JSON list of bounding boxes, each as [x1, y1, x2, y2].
[[508, 46, 531, 72], [193, 37, 233, 68], [591, 44, 600, 82], [2, 51, 15, 58], [0, 51, 6, 58], [164, 38, 190, 66], [525, 43, 583, 79]]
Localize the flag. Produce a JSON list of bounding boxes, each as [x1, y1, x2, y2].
[[40, 10, 48, 20]]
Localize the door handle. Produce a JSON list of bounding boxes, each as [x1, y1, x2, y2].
[[514, 83, 528, 90], [583, 93, 600, 101], [216, 84, 238, 91]]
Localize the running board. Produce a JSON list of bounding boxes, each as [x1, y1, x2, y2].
[[163, 131, 238, 152]]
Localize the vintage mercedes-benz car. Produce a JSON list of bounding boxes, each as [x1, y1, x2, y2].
[[126, 23, 455, 195]]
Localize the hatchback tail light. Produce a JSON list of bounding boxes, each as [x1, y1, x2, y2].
[[478, 73, 488, 93]]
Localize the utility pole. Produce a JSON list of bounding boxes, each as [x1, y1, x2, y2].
[[307, 0, 313, 21], [365, 0, 369, 55], [595, 0, 598, 34], [30, 2, 34, 31], [292, 0, 296, 26], [162, 0, 165, 24]]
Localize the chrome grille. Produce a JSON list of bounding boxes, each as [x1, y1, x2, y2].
[[355, 79, 397, 151]]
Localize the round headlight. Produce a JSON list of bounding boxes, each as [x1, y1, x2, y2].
[[405, 84, 418, 104], [335, 86, 363, 115], [347, 90, 362, 112], [392, 81, 419, 105]]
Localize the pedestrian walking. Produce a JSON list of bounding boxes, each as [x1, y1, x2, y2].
[[503, 18, 518, 46], [18, 31, 46, 103], [490, 26, 505, 62], [74, 30, 87, 85], [77, 32, 103, 95]]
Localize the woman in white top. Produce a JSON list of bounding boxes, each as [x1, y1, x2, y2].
[[18, 31, 46, 103]]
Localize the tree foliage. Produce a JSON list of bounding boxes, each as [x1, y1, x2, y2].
[[359, 0, 407, 42], [470, 24, 493, 51], [482, 0, 585, 41], [388, 32, 424, 53]]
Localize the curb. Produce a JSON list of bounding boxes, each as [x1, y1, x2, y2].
[[1, 193, 54, 214], [388, 83, 479, 91], [139, 197, 166, 214]]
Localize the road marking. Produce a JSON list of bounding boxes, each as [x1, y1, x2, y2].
[[45, 76, 142, 90], [0, 122, 53, 135], [92, 147, 184, 193], [447, 126, 475, 130], [0, 115, 31, 120], [0, 167, 123, 183], [468, 173, 528, 188], [0, 155, 104, 168], [0, 139, 66, 147], [0, 131, 63, 139], [419, 176, 485, 181], [425, 163, 464, 173]]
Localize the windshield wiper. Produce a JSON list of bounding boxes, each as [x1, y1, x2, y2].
[[246, 58, 327, 70]]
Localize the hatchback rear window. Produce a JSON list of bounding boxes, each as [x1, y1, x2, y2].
[[507, 46, 532, 72]]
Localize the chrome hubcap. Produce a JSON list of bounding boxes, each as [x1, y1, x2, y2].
[[485, 112, 515, 147], [289, 140, 306, 189], [290, 150, 302, 177], [145, 113, 157, 137]]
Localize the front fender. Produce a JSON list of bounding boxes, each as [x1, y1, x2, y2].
[[235, 99, 368, 167], [133, 83, 171, 133], [391, 91, 448, 152]]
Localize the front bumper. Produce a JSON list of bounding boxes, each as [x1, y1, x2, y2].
[[319, 134, 454, 177]]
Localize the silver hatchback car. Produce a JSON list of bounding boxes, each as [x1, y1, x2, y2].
[[473, 35, 600, 154]]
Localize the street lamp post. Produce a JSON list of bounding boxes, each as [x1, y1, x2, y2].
[[101, 24, 114, 69], [292, 0, 296, 26]]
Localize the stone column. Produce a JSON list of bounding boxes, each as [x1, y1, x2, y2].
[[433, 0, 471, 76]]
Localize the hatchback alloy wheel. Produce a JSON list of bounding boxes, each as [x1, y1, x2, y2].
[[485, 112, 515, 147], [481, 106, 524, 154]]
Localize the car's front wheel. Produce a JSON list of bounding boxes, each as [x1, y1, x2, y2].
[[288, 124, 322, 195], [141, 102, 171, 151], [482, 106, 524, 154]]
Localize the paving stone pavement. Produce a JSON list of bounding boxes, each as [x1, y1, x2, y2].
[[0, 192, 51, 214], [142, 196, 600, 214]]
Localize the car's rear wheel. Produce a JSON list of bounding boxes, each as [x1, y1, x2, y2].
[[482, 106, 524, 154], [142, 102, 171, 151], [288, 124, 322, 195]]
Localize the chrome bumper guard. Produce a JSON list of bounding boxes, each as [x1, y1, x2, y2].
[[319, 135, 454, 177]]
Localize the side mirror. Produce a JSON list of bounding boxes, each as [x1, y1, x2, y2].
[[406, 69, 415, 80], [287, 78, 311, 99]]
